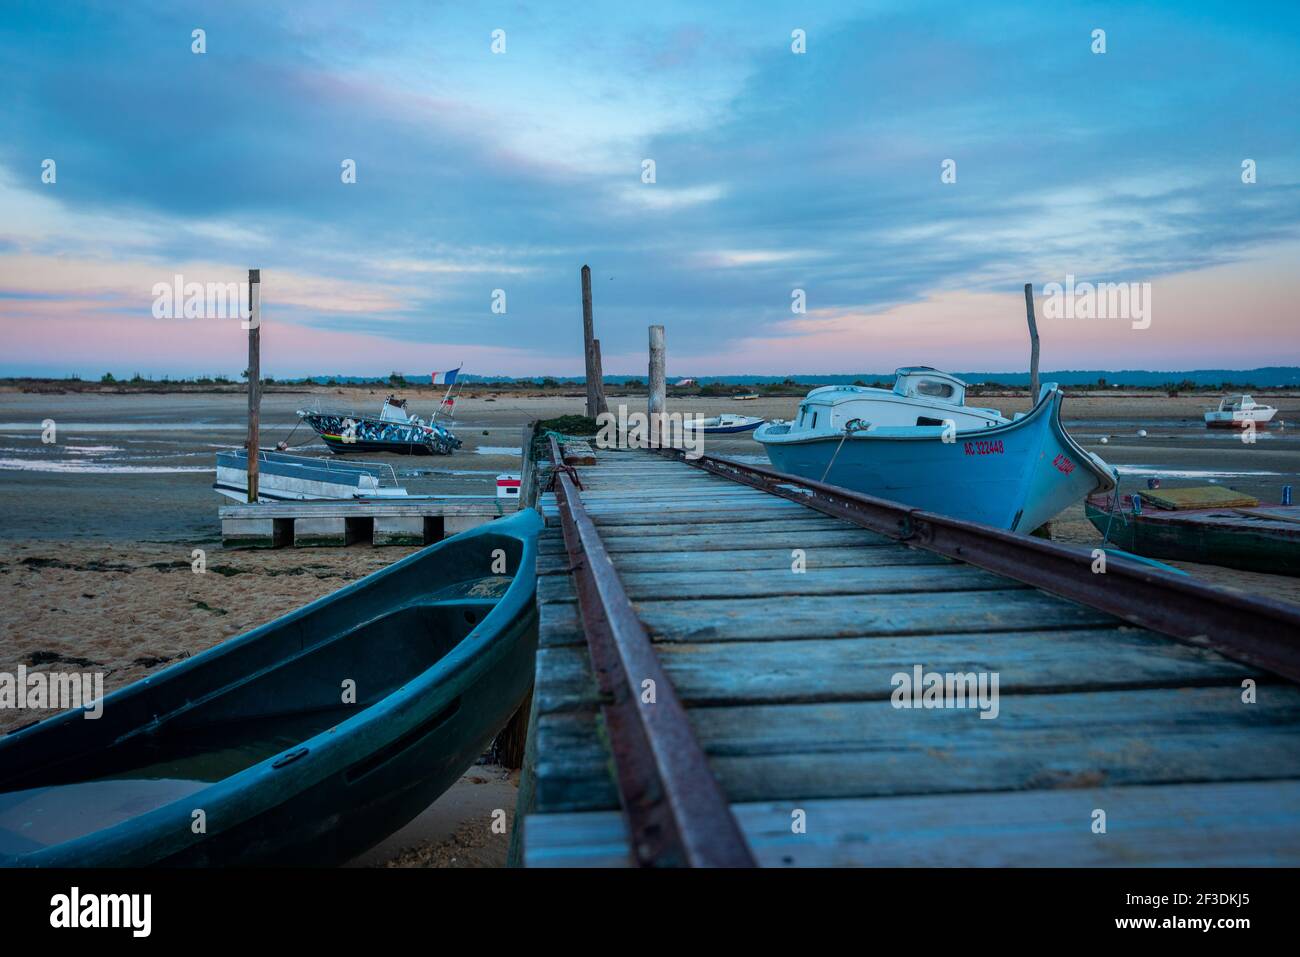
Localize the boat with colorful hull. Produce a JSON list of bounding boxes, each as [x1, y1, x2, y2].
[[0, 510, 542, 867], [298, 396, 462, 455], [754, 383, 1114, 533], [1085, 490, 1300, 575]]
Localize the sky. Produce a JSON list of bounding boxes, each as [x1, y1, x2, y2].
[[1, 0, 1298, 378]]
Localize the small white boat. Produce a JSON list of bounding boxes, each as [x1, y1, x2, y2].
[[1204, 394, 1277, 429], [214, 450, 410, 503], [789, 368, 1007, 432], [733, 393, 760, 401], [682, 414, 765, 434]]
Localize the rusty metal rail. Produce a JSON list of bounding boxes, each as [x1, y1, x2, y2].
[[663, 449, 1300, 685], [546, 435, 755, 867]]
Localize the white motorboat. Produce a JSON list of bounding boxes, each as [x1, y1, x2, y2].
[[214, 450, 410, 503], [1204, 395, 1278, 429]]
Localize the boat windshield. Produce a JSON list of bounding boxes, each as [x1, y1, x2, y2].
[[915, 380, 956, 399]]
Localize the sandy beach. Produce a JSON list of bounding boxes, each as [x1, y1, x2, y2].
[[2, 386, 1299, 865]]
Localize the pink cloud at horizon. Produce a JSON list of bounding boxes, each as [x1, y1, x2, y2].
[[2, 246, 1297, 377]]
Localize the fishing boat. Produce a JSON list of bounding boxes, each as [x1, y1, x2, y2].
[[732, 393, 760, 401], [1085, 487, 1300, 575], [682, 413, 764, 435], [754, 381, 1115, 533], [1204, 394, 1278, 429], [0, 510, 542, 867], [213, 449, 410, 502], [298, 395, 462, 455]]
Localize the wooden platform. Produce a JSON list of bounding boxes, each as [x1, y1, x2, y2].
[[219, 498, 512, 548], [517, 449, 1300, 866]]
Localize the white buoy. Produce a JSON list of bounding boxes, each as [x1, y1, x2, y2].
[[1136, 429, 1148, 437], [1099, 436, 1109, 444]]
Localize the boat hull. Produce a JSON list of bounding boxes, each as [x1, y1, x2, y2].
[[0, 510, 542, 867], [319, 434, 440, 455], [1085, 493, 1300, 576], [1205, 414, 1277, 429], [755, 387, 1113, 533], [300, 411, 460, 456]]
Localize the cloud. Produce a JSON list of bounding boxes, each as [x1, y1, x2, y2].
[[1, 0, 1298, 374]]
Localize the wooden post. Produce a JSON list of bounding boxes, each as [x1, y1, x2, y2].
[[581, 265, 597, 417], [591, 338, 607, 416], [1024, 282, 1040, 404], [648, 324, 665, 429], [246, 269, 261, 503]]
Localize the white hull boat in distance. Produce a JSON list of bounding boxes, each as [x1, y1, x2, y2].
[[754, 381, 1115, 533], [682, 413, 765, 434], [1204, 394, 1278, 429], [215, 450, 410, 503]]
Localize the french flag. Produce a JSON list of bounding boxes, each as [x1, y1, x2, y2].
[[431, 367, 461, 385]]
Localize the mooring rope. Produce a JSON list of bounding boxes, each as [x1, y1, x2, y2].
[[819, 418, 871, 484]]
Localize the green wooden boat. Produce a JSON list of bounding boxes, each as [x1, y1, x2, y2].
[[0, 509, 542, 867], [1086, 491, 1300, 577]]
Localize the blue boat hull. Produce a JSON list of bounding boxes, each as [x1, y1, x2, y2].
[[755, 386, 1114, 532], [0, 510, 543, 867]]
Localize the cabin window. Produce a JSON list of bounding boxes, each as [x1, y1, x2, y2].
[[916, 380, 955, 399], [811, 411, 818, 429], [916, 416, 945, 427]]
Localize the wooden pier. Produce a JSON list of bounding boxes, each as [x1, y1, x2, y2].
[[219, 498, 512, 548], [515, 443, 1300, 866]]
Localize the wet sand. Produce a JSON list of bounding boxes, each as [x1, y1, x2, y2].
[[1, 387, 1298, 865]]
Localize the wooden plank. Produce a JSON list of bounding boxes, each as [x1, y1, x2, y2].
[[561, 439, 596, 466], [531, 686, 1300, 812], [539, 528, 892, 555], [525, 779, 1300, 867], [538, 588, 1116, 647], [549, 589, 1117, 646], [533, 626, 1254, 713], [537, 545, 948, 576], [595, 517, 850, 537], [537, 563, 1023, 603], [540, 503, 810, 524], [220, 500, 504, 518]]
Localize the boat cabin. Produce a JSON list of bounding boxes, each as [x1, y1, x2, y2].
[[1218, 394, 1259, 412], [892, 367, 968, 405], [790, 367, 1005, 433], [380, 396, 413, 423]]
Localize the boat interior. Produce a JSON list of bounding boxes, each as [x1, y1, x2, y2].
[[0, 532, 527, 854]]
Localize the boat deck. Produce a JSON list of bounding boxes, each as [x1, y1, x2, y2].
[[518, 446, 1300, 866]]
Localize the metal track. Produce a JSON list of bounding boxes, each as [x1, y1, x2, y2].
[[547, 436, 755, 867], [665, 449, 1300, 685]]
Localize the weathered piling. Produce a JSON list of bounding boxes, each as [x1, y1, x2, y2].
[[648, 324, 665, 416], [1024, 281, 1040, 401], [246, 268, 261, 502], [581, 265, 608, 417]]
